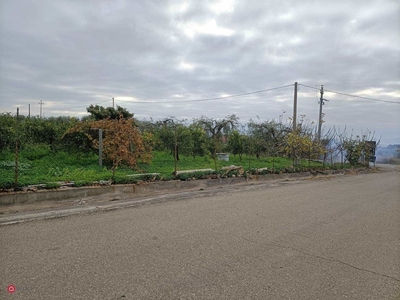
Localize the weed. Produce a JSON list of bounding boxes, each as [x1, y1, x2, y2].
[[74, 181, 93, 187], [20, 144, 51, 160], [0, 161, 32, 171], [0, 149, 348, 189], [0, 181, 14, 190], [41, 182, 61, 189]]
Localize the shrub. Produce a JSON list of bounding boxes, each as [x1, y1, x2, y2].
[[0, 181, 14, 190]]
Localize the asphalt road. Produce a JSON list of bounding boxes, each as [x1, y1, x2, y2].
[[1, 171, 399, 300]]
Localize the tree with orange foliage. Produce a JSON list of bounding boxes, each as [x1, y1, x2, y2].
[[64, 113, 152, 181]]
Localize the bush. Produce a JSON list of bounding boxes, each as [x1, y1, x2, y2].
[[0, 181, 14, 190]]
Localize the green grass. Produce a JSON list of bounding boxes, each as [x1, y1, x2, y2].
[[0, 150, 327, 189], [0, 151, 112, 189], [139, 151, 324, 174]]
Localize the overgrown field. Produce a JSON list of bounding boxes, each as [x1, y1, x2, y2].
[[0, 149, 328, 190], [0, 109, 376, 191]]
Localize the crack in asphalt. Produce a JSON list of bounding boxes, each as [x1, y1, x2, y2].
[[240, 236, 400, 283]]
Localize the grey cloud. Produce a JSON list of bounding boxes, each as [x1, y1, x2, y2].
[[0, 0, 399, 145]]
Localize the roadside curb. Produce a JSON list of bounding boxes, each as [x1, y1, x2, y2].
[[0, 173, 314, 226], [0, 168, 377, 225], [0, 171, 342, 207]]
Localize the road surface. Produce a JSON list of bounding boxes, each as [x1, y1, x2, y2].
[[1, 171, 399, 299]]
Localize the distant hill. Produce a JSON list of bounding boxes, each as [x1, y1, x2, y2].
[[376, 144, 400, 163]]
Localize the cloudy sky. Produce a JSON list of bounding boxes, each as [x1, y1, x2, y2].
[[1, 0, 399, 145]]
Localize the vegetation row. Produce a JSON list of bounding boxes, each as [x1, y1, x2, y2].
[[0, 105, 376, 191]]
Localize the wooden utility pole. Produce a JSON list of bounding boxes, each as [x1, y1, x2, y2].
[[317, 85, 328, 140], [174, 124, 177, 177], [112, 97, 115, 108], [292, 82, 298, 166], [28, 104, 31, 118], [293, 82, 298, 132], [39, 100, 44, 118]]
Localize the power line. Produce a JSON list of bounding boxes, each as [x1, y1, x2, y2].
[[299, 84, 400, 104], [298, 84, 321, 90], [66, 84, 294, 109], [129, 84, 294, 104], [323, 88, 400, 104], [2, 84, 293, 115], [68, 99, 111, 109]]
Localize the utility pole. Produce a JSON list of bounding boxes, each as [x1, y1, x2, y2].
[[38, 100, 44, 118], [112, 97, 115, 109], [173, 123, 177, 177], [98, 129, 103, 167], [14, 107, 20, 191], [28, 104, 31, 118], [317, 85, 328, 141], [293, 82, 298, 132]]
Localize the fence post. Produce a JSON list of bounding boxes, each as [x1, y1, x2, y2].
[[14, 108, 19, 191], [99, 129, 103, 167]]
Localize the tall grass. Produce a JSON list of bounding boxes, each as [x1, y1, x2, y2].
[[0, 149, 324, 189]]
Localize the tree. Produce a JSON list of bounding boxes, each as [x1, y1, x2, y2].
[[151, 118, 193, 176], [284, 132, 312, 167], [188, 124, 208, 160], [65, 106, 151, 180], [63, 105, 138, 155], [0, 113, 16, 152], [246, 121, 266, 159], [343, 138, 364, 166], [339, 129, 378, 166], [245, 119, 288, 170], [228, 130, 244, 160], [155, 123, 175, 153], [20, 116, 80, 151], [155, 118, 193, 162], [247, 119, 287, 159], [86, 105, 133, 121], [176, 125, 194, 159], [195, 115, 238, 169]]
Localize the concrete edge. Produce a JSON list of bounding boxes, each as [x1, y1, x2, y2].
[[0, 170, 353, 207], [0, 168, 381, 226]]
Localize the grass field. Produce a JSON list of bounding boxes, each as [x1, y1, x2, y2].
[[0, 149, 327, 189]]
